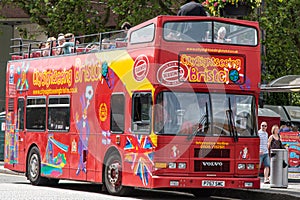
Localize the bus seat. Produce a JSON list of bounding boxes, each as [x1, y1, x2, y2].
[[76, 47, 91, 53], [52, 50, 57, 56], [116, 41, 127, 48], [11, 55, 23, 60], [31, 52, 41, 58], [76, 48, 85, 53]]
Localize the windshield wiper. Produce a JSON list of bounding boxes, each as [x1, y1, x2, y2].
[[226, 98, 238, 142], [186, 102, 209, 141]]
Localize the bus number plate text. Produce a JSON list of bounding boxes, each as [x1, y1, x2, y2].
[[202, 180, 225, 187]]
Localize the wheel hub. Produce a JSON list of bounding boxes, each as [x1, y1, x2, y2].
[[108, 163, 120, 185], [30, 155, 38, 178]]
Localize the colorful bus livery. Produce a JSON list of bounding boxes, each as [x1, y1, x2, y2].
[[178, 53, 245, 84], [5, 15, 261, 197]]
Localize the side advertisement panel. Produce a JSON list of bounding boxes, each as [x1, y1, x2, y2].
[[281, 131, 300, 179]]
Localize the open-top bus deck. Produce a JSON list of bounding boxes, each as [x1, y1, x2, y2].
[[5, 15, 261, 197]]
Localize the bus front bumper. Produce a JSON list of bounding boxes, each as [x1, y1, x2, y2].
[[151, 176, 260, 189]]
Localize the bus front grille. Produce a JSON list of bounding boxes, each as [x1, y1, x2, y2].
[[194, 160, 230, 172], [194, 148, 230, 158]]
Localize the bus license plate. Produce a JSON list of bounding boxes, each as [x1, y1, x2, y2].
[[202, 180, 225, 187]]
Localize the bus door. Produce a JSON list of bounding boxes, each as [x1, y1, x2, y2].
[[122, 92, 152, 186], [16, 98, 26, 170], [5, 97, 26, 171]]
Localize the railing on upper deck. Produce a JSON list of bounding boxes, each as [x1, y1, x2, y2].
[[10, 30, 128, 60]]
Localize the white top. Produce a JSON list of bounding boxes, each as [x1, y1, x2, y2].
[[258, 129, 269, 154]]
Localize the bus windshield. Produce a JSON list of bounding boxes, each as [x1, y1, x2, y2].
[[154, 92, 256, 137], [164, 21, 258, 46]]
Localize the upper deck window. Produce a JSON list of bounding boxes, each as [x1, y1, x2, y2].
[[164, 21, 257, 46], [130, 23, 155, 44]]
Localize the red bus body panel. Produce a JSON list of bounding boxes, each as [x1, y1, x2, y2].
[[5, 15, 261, 190]]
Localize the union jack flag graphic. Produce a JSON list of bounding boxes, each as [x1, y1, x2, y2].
[[124, 135, 155, 186]]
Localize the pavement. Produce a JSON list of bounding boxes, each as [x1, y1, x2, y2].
[[0, 161, 300, 199]]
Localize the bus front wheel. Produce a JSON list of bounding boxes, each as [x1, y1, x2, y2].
[[27, 146, 48, 185], [104, 153, 132, 196]]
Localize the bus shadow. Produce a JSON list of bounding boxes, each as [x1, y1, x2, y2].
[[16, 181, 200, 199]]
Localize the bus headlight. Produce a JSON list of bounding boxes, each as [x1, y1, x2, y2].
[[178, 162, 186, 169], [168, 162, 176, 169], [247, 164, 255, 170], [238, 163, 246, 170]]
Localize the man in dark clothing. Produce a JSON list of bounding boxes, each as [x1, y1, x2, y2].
[[175, 0, 208, 41], [178, 0, 207, 16]]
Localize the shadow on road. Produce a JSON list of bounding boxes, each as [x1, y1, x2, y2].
[[12, 181, 201, 199]]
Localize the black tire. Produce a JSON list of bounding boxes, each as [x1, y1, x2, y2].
[[27, 146, 48, 185], [104, 153, 132, 196]]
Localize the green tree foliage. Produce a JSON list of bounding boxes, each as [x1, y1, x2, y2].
[[2, 1, 299, 106], [0, 0, 186, 36], [0, 0, 106, 36], [259, 0, 300, 105], [106, 0, 182, 27]]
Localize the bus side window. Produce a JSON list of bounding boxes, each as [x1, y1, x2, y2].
[[17, 98, 25, 130], [26, 97, 46, 130], [48, 96, 70, 131], [130, 24, 155, 44], [110, 94, 125, 133], [132, 93, 151, 133]]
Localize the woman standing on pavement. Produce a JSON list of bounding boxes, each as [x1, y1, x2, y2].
[[268, 124, 286, 150]]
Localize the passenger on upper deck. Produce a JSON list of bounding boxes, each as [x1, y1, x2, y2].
[[216, 27, 231, 43], [101, 38, 116, 50], [101, 38, 110, 49], [57, 35, 65, 55], [121, 22, 132, 32], [177, 0, 207, 16], [58, 33, 64, 37], [166, 0, 207, 41], [121, 21, 132, 42], [42, 37, 57, 57], [65, 33, 76, 43], [58, 33, 76, 54], [38, 42, 46, 56]]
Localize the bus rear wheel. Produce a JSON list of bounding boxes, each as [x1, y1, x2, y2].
[[27, 146, 48, 185], [104, 153, 132, 196]]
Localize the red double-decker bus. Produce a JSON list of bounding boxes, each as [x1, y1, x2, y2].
[[5, 15, 261, 197]]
